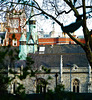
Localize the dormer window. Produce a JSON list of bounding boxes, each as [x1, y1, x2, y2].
[[72, 64, 78, 71], [39, 47, 45, 54]]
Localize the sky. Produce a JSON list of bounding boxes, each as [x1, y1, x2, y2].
[[0, 0, 92, 37], [35, 0, 91, 37]]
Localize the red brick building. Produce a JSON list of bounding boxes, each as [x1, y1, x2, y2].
[[5, 8, 26, 46], [38, 37, 85, 45]]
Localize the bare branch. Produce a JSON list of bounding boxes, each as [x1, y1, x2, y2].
[[49, 0, 59, 16], [64, 0, 79, 17], [22, 12, 43, 28], [33, 0, 41, 9], [66, 32, 85, 48]]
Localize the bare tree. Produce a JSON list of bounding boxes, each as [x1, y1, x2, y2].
[[0, 0, 92, 67]]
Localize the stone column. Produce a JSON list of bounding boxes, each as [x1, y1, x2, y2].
[[60, 55, 63, 83], [88, 64, 91, 93]]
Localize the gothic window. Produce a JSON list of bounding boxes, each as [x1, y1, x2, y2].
[[36, 78, 47, 94], [73, 79, 79, 93], [13, 81, 17, 94]]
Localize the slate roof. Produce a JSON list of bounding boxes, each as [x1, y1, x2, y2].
[[30, 54, 88, 68], [29, 44, 88, 68], [1, 45, 88, 68], [39, 44, 85, 54]]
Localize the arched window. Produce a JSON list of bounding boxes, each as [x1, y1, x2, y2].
[[36, 78, 47, 94], [73, 79, 79, 93], [13, 80, 17, 94]]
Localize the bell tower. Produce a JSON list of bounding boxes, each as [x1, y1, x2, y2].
[[26, 7, 38, 53]]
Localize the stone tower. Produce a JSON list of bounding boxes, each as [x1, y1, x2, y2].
[[26, 8, 38, 54], [19, 34, 27, 60]]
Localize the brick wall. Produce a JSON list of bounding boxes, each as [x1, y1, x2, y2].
[[38, 37, 85, 45]]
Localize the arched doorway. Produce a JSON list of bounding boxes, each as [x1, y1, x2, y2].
[[73, 79, 79, 93]]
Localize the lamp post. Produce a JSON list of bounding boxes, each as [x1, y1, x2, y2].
[[55, 73, 58, 88]]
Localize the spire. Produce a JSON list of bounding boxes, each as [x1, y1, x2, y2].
[[50, 22, 55, 37], [31, 7, 34, 16], [30, 7, 35, 20]]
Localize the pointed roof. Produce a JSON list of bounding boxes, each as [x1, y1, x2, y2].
[[31, 7, 34, 16], [30, 7, 35, 20], [19, 34, 26, 41], [26, 32, 34, 44]]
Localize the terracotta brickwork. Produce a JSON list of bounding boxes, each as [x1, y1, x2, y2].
[[8, 33, 21, 46], [38, 37, 85, 45], [3, 9, 27, 46]]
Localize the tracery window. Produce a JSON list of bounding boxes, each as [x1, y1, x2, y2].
[[73, 79, 79, 93], [36, 78, 47, 93]]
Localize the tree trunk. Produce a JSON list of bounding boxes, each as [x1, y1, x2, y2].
[[82, 0, 92, 67], [83, 45, 92, 67]]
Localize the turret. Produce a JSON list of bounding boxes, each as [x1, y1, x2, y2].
[[19, 34, 27, 60], [26, 7, 38, 54]]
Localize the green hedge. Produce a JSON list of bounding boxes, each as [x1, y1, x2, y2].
[[1, 92, 92, 100]]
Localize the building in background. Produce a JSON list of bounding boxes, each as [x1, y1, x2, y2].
[[5, 8, 27, 46], [0, 7, 91, 94], [8, 44, 92, 94], [26, 8, 38, 54], [0, 7, 87, 47]]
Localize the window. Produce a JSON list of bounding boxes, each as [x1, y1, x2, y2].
[[12, 39, 17, 46], [0, 37, 2, 44], [73, 79, 79, 93], [39, 47, 45, 54], [12, 81, 17, 94], [36, 78, 47, 94]]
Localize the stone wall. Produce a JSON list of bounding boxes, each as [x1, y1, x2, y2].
[[62, 67, 92, 93], [8, 66, 92, 94]]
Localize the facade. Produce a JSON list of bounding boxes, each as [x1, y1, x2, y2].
[[18, 8, 38, 60], [38, 36, 85, 45], [0, 8, 27, 46], [5, 8, 27, 46], [8, 44, 92, 94]]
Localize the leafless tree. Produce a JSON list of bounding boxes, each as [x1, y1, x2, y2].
[[0, 0, 92, 67]]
